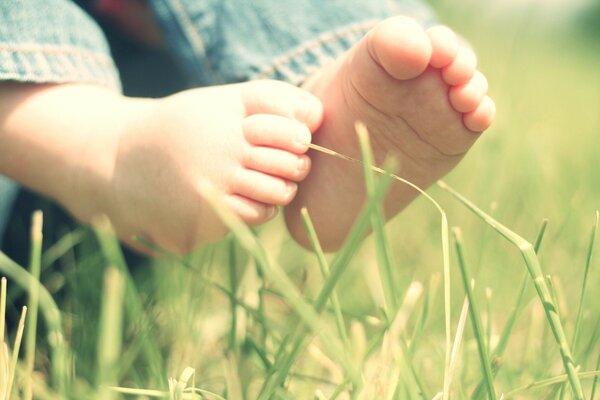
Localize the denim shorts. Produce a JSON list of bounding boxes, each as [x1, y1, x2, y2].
[[0, 0, 436, 246]]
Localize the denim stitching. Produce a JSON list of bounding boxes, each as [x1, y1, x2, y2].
[[0, 44, 114, 65], [253, 19, 378, 84], [0, 43, 119, 88], [169, 0, 207, 58]]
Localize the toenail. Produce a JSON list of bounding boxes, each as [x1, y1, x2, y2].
[[295, 126, 312, 147], [266, 206, 277, 219], [297, 157, 308, 174], [295, 95, 322, 126], [286, 181, 298, 196]]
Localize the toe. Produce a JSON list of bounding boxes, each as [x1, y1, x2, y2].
[[427, 25, 458, 68], [367, 16, 432, 80], [243, 114, 312, 154], [243, 146, 311, 182], [442, 45, 477, 85], [224, 194, 278, 225], [241, 80, 323, 131], [448, 71, 488, 113], [232, 169, 298, 206], [463, 95, 496, 132]]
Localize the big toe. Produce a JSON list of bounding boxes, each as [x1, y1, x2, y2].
[[367, 16, 432, 80]]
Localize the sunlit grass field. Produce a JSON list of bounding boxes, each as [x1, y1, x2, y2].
[[1, 2, 598, 399]]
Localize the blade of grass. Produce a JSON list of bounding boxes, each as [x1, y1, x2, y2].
[[111, 385, 227, 399], [41, 228, 86, 270], [439, 181, 585, 399], [174, 367, 195, 400], [1, 340, 8, 399], [96, 267, 126, 400], [591, 353, 600, 400], [256, 161, 396, 399], [384, 281, 424, 400], [572, 211, 598, 353], [200, 182, 359, 399], [227, 238, 238, 350], [472, 218, 548, 399], [504, 370, 599, 398], [0, 252, 68, 395], [307, 127, 452, 400], [0, 277, 6, 400], [300, 208, 350, 351], [91, 216, 165, 385], [449, 295, 469, 377], [409, 273, 440, 356], [255, 257, 268, 352], [453, 228, 497, 400], [24, 211, 43, 400], [7, 306, 27, 400], [356, 122, 397, 315], [0, 278, 5, 351], [558, 211, 600, 400], [485, 288, 492, 353]]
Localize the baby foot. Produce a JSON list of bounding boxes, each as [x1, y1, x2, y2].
[[106, 80, 322, 253], [284, 16, 495, 250]]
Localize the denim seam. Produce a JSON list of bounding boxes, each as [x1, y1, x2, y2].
[[167, 0, 218, 80], [0, 44, 114, 65], [0, 44, 120, 89], [169, 0, 207, 57], [253, 19, 379, 85]]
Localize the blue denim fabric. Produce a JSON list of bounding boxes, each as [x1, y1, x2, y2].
[[0, 0, 121, 88], [0, 0, 436, 245], [150, 0, 436, 86]]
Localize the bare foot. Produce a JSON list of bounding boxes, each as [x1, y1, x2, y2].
[[284, 16, 495, 251], [101, 80, 322, 253]]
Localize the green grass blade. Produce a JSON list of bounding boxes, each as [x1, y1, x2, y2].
[[200, 183, 359, 399], [174, 367, 195, 400], [439, 181, 585, 399], [449, 295, 469, 383], [24, 211, 43, 400], [558, 211, 599, 399], [41, 228, 86, 270], [0, 252, 68, 395], [453, 228, 497, 400], [111, 385, 227, 400], [591, 353, 600, 400], [227, 238, 238, 350], [572, 211, 598, 353], [485, 288, 492, 354], [300, 208, 349, 350], [309, 128, 452, 400], [256, 162, 396, 399], [96, 267, 126, 400], [91, 216, 165, 385], [356, 122, 397, 314], [0, 281, 5, 400], [409, 273, 440, 356], [473, 218, 548, 400], [6, 306, 27, 400], [504, 370, 599, 398], [0, 277, 5, 350]]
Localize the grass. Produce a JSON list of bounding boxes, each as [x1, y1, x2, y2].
[[1, 2, 600, 399]]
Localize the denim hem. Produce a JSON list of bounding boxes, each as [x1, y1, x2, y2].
[[0, 43, 121, 91], [251, 19, 379, 86]]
